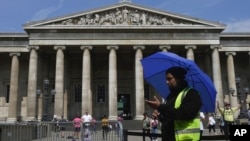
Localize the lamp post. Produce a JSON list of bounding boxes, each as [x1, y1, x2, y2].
[[36, 79, 56, 121]]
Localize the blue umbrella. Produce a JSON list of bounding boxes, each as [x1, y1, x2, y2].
[[141, 52, 217, 112]]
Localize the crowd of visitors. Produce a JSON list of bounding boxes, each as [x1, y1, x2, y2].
[[55, 110, 121, 140], [47, 100, 249, 141]]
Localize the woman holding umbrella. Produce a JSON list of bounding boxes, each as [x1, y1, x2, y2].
[[145, 66, 202, 141]]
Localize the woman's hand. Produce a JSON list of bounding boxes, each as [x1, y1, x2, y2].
[[152, 109, 160, 118], [145, 96, 161, 109]]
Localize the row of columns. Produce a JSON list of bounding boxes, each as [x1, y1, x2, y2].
[[6, 44, 247, 121]]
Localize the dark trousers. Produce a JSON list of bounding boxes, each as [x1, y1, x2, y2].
[[102, 126, 108, 139], [142, 128, 152, 141], [224, 121, 234, 140], [199, 130, 203, 140], [208, 124, 216, 133], [219, 125, 225, 135]]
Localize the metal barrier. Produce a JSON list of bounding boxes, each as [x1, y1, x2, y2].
[[0, 121, 123, 141]]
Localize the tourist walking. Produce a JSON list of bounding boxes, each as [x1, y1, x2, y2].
[[219, 116, 225, 135], [101, 114, 109, 140], [73, 114, 81, 139], [116, 113, 123, 136], [151, 114, 159, 141], [58, 116, 67, 138], [142, 112, 152, 141], [81, 109, 93, 129], [207, 113, 217, 135]]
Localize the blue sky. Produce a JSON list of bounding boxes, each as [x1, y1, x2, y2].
[[1, 0, 250, 33]]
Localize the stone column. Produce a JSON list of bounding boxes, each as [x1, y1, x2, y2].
[[133, 45, 145, 120], [80, 46, 93, 115], [210, 45, 223, 116], [225, 52, 238, 113], [54, 46, 65, 117], [159, 45, 171, 52], [26, 46, 39, 121], [185, 45, 196, 60], [7, 53, 21, 122], [107, 45, 119, 120]]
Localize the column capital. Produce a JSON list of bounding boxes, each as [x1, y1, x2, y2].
[[133, 45, 145, 50], [54, 46, 66, 50], [80, 45, 93, 50], [9, 53, 21, 57], [159, 45, 171, 50], [185, 45, 196, 50], [107, 45, 119, 50], [27, 46, 39, 51], [210, 45, 222, 50], [225, 52, 236, 56]]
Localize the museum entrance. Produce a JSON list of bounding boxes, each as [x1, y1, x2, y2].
[[117, 94, 132, 120]]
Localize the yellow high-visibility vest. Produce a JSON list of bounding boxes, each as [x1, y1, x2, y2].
[[174, 87, 200, 141]]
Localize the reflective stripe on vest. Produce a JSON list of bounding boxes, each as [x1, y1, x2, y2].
[[174, 87, 200, 141]]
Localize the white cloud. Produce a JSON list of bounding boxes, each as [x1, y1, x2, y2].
[[31, 0, 64, 21], [224, 19, 250, 32]]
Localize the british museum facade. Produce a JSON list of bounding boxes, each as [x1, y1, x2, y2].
[[0, 1, 250, 122]]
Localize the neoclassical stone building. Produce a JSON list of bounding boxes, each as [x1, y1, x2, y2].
[[0, 1, 250, 122]]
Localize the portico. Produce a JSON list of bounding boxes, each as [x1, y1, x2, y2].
[[0, 2, 250, 122]]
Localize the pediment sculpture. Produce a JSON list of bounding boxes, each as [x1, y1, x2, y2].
[[46, 6, 202, 26]]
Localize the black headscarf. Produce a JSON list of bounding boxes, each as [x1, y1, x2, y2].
[[166, 66, 188, 93], [166, 66, 187, 81]]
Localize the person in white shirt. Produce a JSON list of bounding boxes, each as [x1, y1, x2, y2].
[[199, 112, 205, 140], [207, 113, 217, 135], [81, 110, 93, 128]]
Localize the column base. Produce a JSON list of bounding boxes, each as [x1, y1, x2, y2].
[[37, 117, 42, 121], [108, 115, 117, 120], [25, 116, 37, 121], [6, 117, 17, 123], [134, 115, 143, 120]]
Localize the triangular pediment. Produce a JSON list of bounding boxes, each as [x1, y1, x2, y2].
[[23, 2, 225, 30]]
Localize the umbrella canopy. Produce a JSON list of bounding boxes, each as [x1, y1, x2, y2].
[[141, 52, 217, 112]]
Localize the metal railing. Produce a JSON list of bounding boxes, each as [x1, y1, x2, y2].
[[0, 121, 230, 141], [0, 121, 123, 141]]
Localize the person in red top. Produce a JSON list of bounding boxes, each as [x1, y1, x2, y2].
[[73, 114, 82, 139]]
